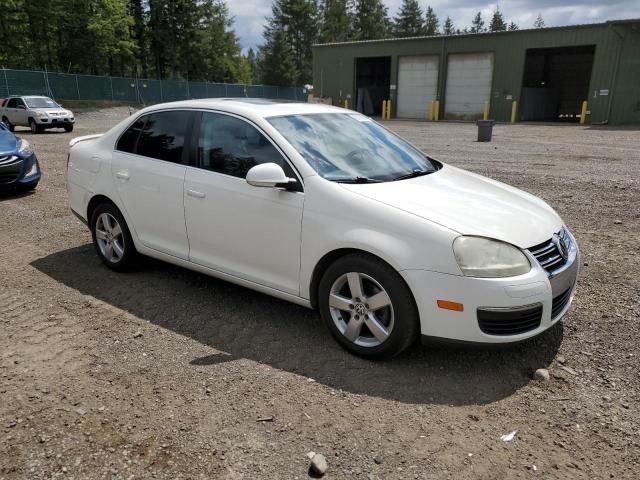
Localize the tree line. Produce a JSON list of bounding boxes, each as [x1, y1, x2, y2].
[[0, 0, 548, 89]]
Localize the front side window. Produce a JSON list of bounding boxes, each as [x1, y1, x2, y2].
[[135, 110, 190, 163], [15, 98, 26, 108], [268, 113, 438, 182], [197, 112, 294, 179]]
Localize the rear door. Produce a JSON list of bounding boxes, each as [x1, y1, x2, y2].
[[111, 110, 192, 259], [183, 111, 304, 294]]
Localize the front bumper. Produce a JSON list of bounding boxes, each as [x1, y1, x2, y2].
[[0, 153, 41, 192], [401, 233, 579, 344], [36, 116, 75, 127]]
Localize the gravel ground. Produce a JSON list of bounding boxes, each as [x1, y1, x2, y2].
[[1, 109, 639, 479]]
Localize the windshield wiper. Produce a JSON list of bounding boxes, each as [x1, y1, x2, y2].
[[391, 168, 432, 181], [336, 176, 382, 184]]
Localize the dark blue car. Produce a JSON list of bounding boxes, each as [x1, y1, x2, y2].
[[0, 121, 41, 193]]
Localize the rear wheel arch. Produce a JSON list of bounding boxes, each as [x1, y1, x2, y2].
[[87, 195, 118, 224]]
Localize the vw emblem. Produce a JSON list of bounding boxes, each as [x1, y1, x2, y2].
[[552, 233, 569, 260], [354, 303, 367, 316]]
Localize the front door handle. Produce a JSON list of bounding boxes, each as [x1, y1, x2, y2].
[[115, 171, 130, 181], [187, 189, 206, 199]]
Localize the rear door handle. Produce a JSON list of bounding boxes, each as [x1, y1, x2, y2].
[[115, 171, 130, 181], [187, 189, 206, 199]]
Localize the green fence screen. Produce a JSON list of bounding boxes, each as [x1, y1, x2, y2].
[[0, 68, 307, 104]]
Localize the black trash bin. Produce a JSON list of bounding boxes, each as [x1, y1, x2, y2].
[[476, 120, 495, 142]]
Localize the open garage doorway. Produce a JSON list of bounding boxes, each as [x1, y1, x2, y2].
[[520, 45, 595, 122], [354, 56, 390, 117]]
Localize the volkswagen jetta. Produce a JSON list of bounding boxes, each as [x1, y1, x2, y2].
[[66, 99, 579, 358]]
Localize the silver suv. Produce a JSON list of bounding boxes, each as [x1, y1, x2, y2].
[[0, 96, 75, 133]]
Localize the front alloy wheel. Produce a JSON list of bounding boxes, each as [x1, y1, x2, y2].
[[319, 253, 419, 359], [329, 272, 394, 348]]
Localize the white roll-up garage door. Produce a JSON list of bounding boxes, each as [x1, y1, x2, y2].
[[444, 52, 494, 120], [397, 55, 439, 119]]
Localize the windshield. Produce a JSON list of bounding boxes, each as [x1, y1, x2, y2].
[[268, 113, 438, 182], [24, 97, 59, 109]]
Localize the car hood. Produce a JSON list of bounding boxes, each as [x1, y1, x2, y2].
[[0, 132, 19, 156], [340, 165, 563, 248]]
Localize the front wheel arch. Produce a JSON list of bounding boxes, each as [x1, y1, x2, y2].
[[309, 248, 410, 309]]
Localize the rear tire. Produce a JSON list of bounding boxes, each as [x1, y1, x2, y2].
[[90, 203, 137, 271], [1, 116, 13, 132], [318, 253, 419, 359]]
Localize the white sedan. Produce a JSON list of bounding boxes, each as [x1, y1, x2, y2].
[[67, 99, 579, 358]]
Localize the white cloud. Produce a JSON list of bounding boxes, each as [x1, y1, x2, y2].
[[228, 0, 639, 49]]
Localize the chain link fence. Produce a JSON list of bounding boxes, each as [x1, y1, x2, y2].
[[0, 68, 307, 104]]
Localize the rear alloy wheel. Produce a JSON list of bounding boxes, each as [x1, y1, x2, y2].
[[318, 253, 419, 359], [1, 116, 13, 132], [90, 203, 137, 270]]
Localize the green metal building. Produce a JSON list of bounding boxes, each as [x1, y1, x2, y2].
[[312, 19, 640, 125]]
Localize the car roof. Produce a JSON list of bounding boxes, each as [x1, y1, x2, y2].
[[141, 98, 347, 119]]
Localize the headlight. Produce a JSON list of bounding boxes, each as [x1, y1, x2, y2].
[[18, 139, 33, 156], [36, 111, 48, 118], [453, 236, 531, 278]]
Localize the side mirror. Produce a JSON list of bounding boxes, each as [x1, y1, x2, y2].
[[246, 163, 296, 188]]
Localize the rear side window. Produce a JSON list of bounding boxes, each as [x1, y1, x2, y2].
[[136, 110, 190, 163], [116, 117, 146, 153], [7, 98, 16, 108]]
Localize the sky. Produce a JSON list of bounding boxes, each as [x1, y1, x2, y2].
[[227, 0, 639, 51]]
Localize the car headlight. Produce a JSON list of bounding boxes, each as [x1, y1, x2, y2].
[[453, 236, 531, 278], [36, 111, 48, 118], [18, 139, 33, 156]]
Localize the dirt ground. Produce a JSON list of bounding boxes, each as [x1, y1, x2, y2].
[[1, 109, 639, 479]]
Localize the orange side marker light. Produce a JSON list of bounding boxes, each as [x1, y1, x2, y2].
[[437, 300, 464, 312]]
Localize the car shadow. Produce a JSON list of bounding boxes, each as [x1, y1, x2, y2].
[[31, 244, 563, 406]]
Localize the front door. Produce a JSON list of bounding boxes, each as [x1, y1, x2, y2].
[[184, 111, 304, 295], [111, 110, 192, 259]]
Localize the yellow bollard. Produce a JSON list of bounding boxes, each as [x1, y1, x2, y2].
[[579, 100, 588, 125], [343, 99, 349, 109], [434, 100, 440, 121], [381, 100, 387, 119], [511, 100, 517, 124], [386, 100, 392, 119], [483, 101, 489, 121], [428, 101, 434, 121]]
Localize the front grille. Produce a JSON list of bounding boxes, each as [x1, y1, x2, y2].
[[477, 304, 543, 336], [528, 230, 571, 273], [0, 155, 18, 165], [0, 157, 22, 183], [551, 288, 572, 319]]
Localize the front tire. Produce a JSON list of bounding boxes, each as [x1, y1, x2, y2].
[[29, 118, 42, 134], [90, 203, 137, 271], [318, 253, 419, 359], [64, 124, 74, 132]]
